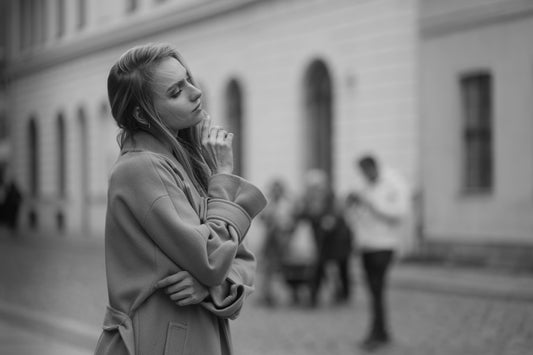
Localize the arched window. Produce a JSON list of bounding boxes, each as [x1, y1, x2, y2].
[[78, 107, 89, 232], [225, 79, 244, 176], [57, 0, 65, 38], [57, 113, 67, 198], [126, 0, 138, 13], [28, 117, 39, 197], [303, 59, 333, 179], [77, 0, 87, 30]]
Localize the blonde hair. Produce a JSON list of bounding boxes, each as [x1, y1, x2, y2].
[[107, 43, 212, 194]]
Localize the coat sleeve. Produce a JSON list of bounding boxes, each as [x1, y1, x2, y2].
[[200, 239, 256, 319], [123, 154, 266, 287]]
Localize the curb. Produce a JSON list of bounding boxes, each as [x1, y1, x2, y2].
[[388, 264, 533, 303], [0, 300, 99, 351]]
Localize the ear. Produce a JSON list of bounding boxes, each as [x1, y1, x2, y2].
[[133, 106, 148, 125]]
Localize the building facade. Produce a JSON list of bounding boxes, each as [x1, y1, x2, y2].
[[420, 0, 533, 267], [2, 0, 420, 242], [4, 0, 532, 268]]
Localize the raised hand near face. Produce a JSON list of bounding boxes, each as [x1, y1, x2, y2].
[[200, 115, 234, 175]]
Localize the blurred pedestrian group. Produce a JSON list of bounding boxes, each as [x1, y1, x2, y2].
[[257, 153, 411, 352]]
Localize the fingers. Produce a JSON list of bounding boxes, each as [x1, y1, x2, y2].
[[216, 128, 226, 141], [174, 295, 196, 307], [176, 297, 201, 307], [198, 115, 234, 152], [225, 132, 233, 146], [156, 271, 207, 307], [208, 127, 232, 145], [168, 288, 192, 301], [155, 271, 189, 289], [164, 279, 191, 295], [201, 115, 212, 145], [208, 126, 220, 144]]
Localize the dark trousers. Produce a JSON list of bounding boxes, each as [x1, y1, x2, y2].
[[311, 256, 351, 306], [361, 250, 394, 340]]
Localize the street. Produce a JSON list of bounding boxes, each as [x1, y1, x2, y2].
[[0, 230, 532, 355]]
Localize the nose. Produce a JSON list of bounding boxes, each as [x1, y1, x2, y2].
[[188, 83, 202, 102]]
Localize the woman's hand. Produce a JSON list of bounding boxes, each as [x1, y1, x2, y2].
[[155, 271, 209, 306], [201, 116, 234, 175]]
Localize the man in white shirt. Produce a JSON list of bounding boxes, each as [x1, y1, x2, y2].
[[349, 154, 410, 351]]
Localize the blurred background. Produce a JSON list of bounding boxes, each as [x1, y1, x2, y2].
[[0, 0, 532, 354]]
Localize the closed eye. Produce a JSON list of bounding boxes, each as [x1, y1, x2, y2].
[[170, 89, 182, 98], [167, 75, 194, 98]]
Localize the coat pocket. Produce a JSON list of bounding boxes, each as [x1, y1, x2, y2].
[[164, 322, 188, 355]]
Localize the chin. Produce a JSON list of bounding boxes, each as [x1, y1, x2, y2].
[[198, 109, 208, 120], [193, 110, 207, 124]]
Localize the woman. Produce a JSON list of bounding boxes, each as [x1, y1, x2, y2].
[[94, 43, 266, 355]]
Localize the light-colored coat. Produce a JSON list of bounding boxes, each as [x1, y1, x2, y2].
[[352, 167, 410, 251], [94, 132, 266, 355]]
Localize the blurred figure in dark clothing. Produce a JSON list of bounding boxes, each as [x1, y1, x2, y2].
[[292, 169, 354, 307], [0, 164, 22, 233], [258, 178, 293, 307], [323, 200, 354, 305]]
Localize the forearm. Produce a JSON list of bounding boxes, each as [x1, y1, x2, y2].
[[201, 242, 256, 319]]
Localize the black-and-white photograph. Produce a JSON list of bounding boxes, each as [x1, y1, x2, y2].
[[0, 0, 532, 354]]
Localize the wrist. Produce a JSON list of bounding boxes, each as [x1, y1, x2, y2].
[[216, 167, 233, 175]]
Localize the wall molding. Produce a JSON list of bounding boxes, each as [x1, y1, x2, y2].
[[6, 0, 265, 79], [421, 0, 533, 38]]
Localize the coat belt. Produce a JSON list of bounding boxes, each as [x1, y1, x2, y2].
[[102, 305, 135, 355]]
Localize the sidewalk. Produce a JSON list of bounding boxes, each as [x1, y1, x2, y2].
[[0, 316, 91, 355], [391, 262, 533, 302], [1, 229, 533, 353], [0, 299, 98, 352]]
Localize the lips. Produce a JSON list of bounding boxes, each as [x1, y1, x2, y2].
[[193, 104, 201, 113]]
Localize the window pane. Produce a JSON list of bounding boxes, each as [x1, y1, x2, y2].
[[461, 72, 493, 192]]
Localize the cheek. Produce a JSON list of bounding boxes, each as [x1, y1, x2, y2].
[[156, 103, 178, 123]]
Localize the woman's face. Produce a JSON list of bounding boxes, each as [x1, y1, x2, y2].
[[151, 57, 204, 134]]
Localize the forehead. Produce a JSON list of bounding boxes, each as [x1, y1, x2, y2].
[[152, 57, 187, 89]]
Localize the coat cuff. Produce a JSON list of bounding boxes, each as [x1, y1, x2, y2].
[[200, 278, 253, 319], [208, 174, 267, 219], [206, 199, 251, 242]]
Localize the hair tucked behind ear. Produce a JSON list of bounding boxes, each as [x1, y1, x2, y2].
[[107, 43, 212, 194]]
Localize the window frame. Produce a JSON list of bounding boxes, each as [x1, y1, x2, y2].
[[459, 70, 494, 195]]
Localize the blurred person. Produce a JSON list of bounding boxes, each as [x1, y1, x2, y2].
[[289, 169, 353, 307], [0, 164, 22, 234], [348, 154, 410, 352], [327, 195, 355, 305], [257, 178, 293, 307], [280, 171, 321, 306], [94, 43, 267, 355]]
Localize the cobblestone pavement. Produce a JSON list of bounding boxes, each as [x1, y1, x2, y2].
[[0, 230, 532, 355], [233, 285, 533, 355]]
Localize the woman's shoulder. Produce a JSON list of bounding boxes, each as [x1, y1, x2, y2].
[[110, 150, 179, 185]]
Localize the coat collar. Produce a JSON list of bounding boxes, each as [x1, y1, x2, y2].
[[121, 131, 174, 160]]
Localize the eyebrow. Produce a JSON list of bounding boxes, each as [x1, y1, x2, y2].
[[166, 74, 191, 95], [166, 79, 186, 95]]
